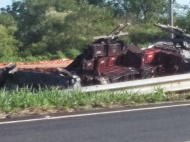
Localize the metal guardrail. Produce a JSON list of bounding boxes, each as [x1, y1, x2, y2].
[[81, 73, 190, 93]]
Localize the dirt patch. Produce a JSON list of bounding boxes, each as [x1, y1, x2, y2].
[[0, 58, 73, 73]]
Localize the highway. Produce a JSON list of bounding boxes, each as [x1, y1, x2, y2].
[[1, 103, 190, 142]]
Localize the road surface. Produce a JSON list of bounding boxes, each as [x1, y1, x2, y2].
[[1, 103, 190, 142]]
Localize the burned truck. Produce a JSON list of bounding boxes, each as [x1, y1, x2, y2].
[[65, 23, 190, 86], [66, 23, 140, 86], [1, 23, 190, 90], [143, 24, 190, 77]]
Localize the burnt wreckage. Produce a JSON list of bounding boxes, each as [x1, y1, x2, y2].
[[1, 23, 190, 89], [0, 63, 81, 90], [66, 23, 190, 86]]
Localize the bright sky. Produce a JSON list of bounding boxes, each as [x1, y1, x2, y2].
[[0, 0, 189, 8], [177, 0, 190, 5]]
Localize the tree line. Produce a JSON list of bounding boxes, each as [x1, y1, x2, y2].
[[0, 0, 189, 61]]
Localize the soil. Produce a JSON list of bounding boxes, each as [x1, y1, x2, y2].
[[0, 58, 73, 73]]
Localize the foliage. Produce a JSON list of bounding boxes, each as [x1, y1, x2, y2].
[[3, 0, 116, 58], [0, 12, 17, 27], [107, 0, 168, 22], [0, 25, 21, 58], [126, 23, 167, 45], [0, 87, 170, 112], [0, 87, 190, 114], [0, 0, 189, 60], [176, 11, 190, 32], [76, 0, 106, 6], [61, 1, 115, 52]]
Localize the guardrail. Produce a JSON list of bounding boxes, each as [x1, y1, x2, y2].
[[81, 73, 190, 93]]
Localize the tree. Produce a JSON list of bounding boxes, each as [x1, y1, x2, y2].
[[108, 0, 168, 22], [28, 1, 115, 58], [62, 1, 115, 50], [0, 12, 17, 27], [176, 10, 190, 32], [4, 0, 115, 58], [2, 0, 176, 60], [0, 25, 21, 58], [6, 0, 77, 46], [75, 0, 106, 6]]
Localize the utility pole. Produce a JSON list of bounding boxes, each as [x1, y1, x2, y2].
[[169, 0, 174, 38]]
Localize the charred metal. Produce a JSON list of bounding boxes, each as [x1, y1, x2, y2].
[[66, 23, 190, 86]]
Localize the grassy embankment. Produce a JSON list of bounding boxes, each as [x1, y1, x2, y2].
[[0, 87, 190, 118]]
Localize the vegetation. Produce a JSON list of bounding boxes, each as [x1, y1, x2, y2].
[[0, 87, 190, 117], [0, 0, 189, 61]]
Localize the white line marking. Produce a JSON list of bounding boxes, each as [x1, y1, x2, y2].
[[0, 103, 190, 125]]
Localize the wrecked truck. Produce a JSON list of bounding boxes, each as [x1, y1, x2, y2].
[[0, 23, 190, 90], [66, 23, 190, 86]]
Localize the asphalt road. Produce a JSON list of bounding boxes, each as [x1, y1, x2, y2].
[[1, 104, 190, 142]]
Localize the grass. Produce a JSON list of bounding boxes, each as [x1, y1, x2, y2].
[[0, 87, 190, 118]]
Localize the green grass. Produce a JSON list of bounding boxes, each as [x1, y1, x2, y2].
[[0, 87, 190, 116]]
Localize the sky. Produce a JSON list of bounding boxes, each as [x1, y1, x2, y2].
[[0, 0, 189, 8]]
